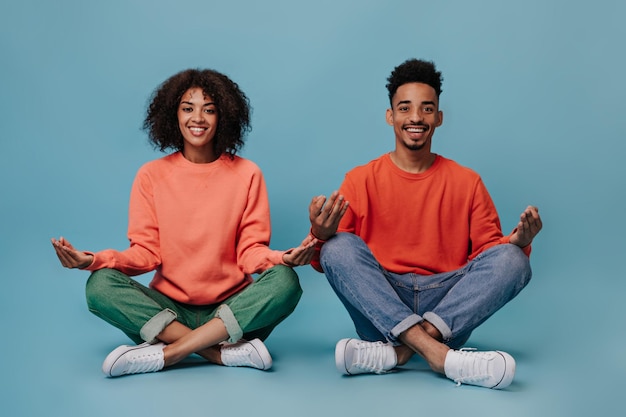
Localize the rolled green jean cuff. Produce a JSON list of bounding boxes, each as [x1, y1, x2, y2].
[[216, 304, 243, 343], [140, 308, 177, 343]]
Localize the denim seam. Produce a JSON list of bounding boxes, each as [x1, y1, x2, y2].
[[334, 266, 415, 344], [330, 268, 392, 341]]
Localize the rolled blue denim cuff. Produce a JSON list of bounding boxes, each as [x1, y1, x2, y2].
[[140, 308, 177, 343], [423, 311, 453, 342], [216, 304, 243, 343], [389, 313, 423, 345]]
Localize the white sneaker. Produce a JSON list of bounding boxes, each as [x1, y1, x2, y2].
[[444, 348, 515, 389], [335, 338, 397, 375], [220, 339, 272, 370], [102, 342, 165, 377]]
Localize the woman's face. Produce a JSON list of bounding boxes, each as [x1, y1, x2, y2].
[[177, 87, 219, 163]]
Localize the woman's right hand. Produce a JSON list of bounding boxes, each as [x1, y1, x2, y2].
[[51, 237, 93, 269]]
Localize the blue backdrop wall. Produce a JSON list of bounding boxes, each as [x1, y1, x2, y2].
[[1, 1, 624, 416]]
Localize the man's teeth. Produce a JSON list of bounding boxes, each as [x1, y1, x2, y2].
[[406, 127, 425, 132]]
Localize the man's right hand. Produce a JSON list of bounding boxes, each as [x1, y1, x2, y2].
[[308, 191, 349, 241]]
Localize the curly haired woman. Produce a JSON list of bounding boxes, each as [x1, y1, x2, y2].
[[52, 69, 316, 377]]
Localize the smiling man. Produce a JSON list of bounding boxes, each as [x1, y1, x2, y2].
[[308, 59, 542, 389]]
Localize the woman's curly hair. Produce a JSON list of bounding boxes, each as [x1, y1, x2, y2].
[[386, 59, 443, 104], [143, 69, 251, 158]]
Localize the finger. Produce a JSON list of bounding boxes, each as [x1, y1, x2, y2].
[[330, 200, 349, 221], [323, 197, 345, 223], [309, 195, 326, 216], [330, 196, 345, 214], [55, 248, 74, 268], [323, 191, 341, 214], [291, 249, 314, 265], [59, 248, 79, 268], [300, 234, 317, 246]]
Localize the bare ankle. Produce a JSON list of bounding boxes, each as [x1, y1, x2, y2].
[[394, 344, 414, 365], [421, 320, 443, 341]]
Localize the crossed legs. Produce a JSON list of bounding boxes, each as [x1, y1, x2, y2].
[[321, 233, 531, 385]]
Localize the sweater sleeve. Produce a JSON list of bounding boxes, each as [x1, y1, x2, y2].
[[236, 168, 285, 274], [84, 167, 161, 275], [467, 178, 509, 259], [468, 178, 532, 259]]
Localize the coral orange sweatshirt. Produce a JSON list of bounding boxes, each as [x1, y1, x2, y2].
[[85, 152, 286, 305], [312, 154, 530, 274]]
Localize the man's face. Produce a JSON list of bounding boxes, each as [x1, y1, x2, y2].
[[386, 82, 443, 152]]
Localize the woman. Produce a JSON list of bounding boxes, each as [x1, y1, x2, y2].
[[51, 69, 316, 377]]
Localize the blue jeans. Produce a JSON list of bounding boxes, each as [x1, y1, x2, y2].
[[320, 233, 532, 348]]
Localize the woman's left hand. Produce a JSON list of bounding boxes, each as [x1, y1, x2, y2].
[[282, 234, 318, 266]]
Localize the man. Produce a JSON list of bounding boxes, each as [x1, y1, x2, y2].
[[308, 58, 542, 389]]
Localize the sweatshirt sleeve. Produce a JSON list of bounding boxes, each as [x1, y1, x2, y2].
[[468, 178, 532, 259], [84, 167, 161, 275], [467, 178, 510, 259], [236, 168, 285, 274]]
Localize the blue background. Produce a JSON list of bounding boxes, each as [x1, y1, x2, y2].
[[1, 0, 624, 416]]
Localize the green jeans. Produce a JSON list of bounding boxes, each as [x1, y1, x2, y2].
[[85, 265, 302, 345]]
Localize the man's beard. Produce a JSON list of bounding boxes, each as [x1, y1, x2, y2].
[[402, 140, 426, 151]]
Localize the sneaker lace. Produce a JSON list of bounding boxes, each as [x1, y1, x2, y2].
[[452, 348, 492, 387], [125, 351, 163, 374], [354, 341, 389, 374], [223, 345, 255, 367]]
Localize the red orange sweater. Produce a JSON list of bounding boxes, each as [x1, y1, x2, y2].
[[85, 152, 286, 305], [312, 154, 529, 274]]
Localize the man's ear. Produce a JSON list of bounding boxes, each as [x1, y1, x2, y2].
[[385, 108, 394, 126], [435, 110, 444, 127]]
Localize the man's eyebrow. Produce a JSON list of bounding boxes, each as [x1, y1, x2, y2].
[[394, 100, 436, 107]]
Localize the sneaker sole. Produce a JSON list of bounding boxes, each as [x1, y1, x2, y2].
[[492, 351, 516, 389], [334, 338, 352, 375], [248, 339, 273, 370]]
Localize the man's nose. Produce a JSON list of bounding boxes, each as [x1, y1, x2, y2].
[[409, 108, 423, 122]]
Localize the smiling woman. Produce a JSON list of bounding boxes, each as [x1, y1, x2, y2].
[[143, 69, 251, 159], [177, 88, 219, 163], [50, 68, 319, 378]]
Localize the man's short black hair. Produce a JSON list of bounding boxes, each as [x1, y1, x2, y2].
[[386, 59, 443, 104]]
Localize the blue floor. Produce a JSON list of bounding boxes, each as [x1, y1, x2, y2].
[[2, 247, 623, 416]]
